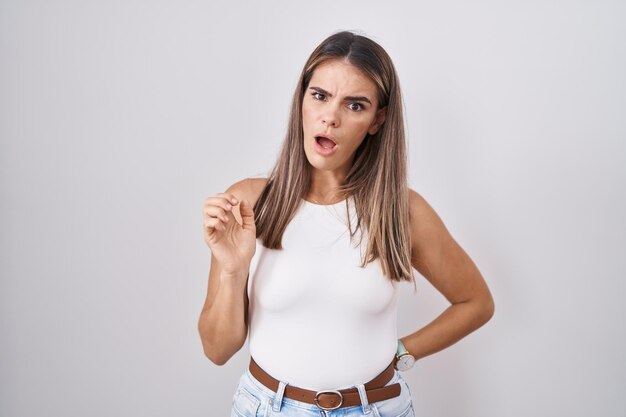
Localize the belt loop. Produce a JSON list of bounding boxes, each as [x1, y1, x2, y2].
[[355, 383, 372, 414], [271, 380, 288, 412]]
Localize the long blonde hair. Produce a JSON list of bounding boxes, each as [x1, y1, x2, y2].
[[254, 30, 415, 286]]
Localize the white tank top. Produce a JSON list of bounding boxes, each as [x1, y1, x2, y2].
[[246, 196, 398, 390]]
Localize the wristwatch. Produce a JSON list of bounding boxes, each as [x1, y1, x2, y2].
[[395, 339, 416, 371]]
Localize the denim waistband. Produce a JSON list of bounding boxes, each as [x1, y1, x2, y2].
[[239, 365, 403, 412]]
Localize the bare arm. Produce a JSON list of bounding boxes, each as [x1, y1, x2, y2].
[[197, 178, 261, 365], [401, 189, 495, 362], [198, 260, 249, 365]]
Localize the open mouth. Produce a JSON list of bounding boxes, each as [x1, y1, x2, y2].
[[315, 136, 337, 149]]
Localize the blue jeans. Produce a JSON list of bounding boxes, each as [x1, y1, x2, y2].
[[230, 365, 415, 417]]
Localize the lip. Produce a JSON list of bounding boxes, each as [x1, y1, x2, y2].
[[313, 134, 338, 157], [315, 133, 338, 144]]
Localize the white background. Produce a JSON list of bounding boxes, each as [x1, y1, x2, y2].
[[1, 1, 625, 416]]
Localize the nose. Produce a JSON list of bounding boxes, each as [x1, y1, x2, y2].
[[323, 119, 338, 128], [322, 106, 340, 128]]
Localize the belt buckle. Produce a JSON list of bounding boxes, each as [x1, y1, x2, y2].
[[314, 390, 343, 411]]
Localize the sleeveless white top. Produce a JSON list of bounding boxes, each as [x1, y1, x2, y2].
[[246, 196, 398, 390]]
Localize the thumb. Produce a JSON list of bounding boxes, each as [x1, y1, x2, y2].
[[239, 199, 256, 231]]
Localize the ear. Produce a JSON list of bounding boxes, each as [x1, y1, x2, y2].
[[368, 106, 387, 135]]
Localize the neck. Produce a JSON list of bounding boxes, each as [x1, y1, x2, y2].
[[307, 165, 348, 204]]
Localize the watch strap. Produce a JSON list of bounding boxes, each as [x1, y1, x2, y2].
[[396, 339, 409, 356]]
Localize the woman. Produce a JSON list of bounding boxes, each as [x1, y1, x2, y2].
[[199, 31, 495, 417]]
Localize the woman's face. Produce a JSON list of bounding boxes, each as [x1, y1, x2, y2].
[[302, 59, 387, 173]]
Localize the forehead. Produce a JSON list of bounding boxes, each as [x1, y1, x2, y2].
[[309, 59, 377, 97]]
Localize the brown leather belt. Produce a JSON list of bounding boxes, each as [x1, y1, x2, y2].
[[248, 357, 401, 411]]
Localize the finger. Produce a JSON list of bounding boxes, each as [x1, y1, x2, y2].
[[203, 197, 239, 218], [202, 198, 230, 213], [204, 206, 231, 222], [216, 192, 239, 205], [205, 193, 239, 207], [204, 209, 230, 227], [205, 217, 226, 232], [239, 199, 256, 230]]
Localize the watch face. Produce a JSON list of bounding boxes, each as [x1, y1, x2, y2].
[[397, 355, 416, 371]]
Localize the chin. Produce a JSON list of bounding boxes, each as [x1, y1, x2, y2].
[[304, 140, 343, 170]]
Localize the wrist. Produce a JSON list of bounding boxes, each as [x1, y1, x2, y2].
[[395, 338, 416, 371]]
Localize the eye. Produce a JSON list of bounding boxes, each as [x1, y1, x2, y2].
[[348, 102, 364, 112], [311, 92, 326, 101]]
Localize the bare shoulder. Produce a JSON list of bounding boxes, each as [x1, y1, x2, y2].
[[408, 187, 490, 306], [407, 187, 453, 270], [247, 177, 270, 203], [408, 188, 447, 233], [225, 177, 269, 223]]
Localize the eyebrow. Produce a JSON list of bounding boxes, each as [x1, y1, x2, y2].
[[309, 86, 372, 105]]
